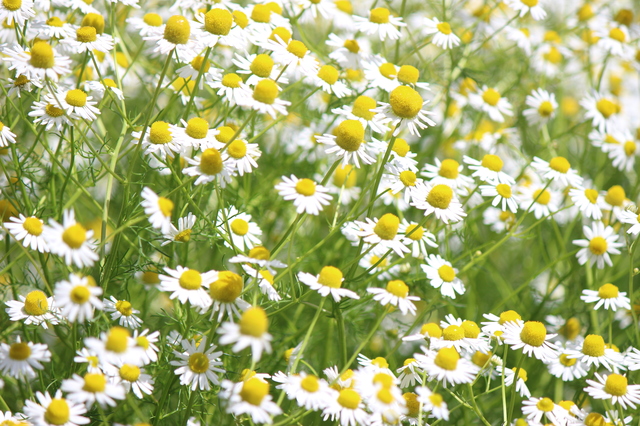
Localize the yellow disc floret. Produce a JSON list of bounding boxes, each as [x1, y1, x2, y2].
[[210, 271, 243, 302], [239, 306, 268, 337], [317, 266, 343, 288], [374, 213, 400, 240], [164, 15, 191, 44], [389, 86, 423, 119]]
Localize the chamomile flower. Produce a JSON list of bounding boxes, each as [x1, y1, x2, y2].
[[54, 274, 103, 323], [132, 121, 183, 159], [403, 321, 443, 343], [313, 65, 352, 98], [502, 320, 559, 361], [521, 397, 568, 425], [272, 371, 334, 411], [545, 351, 589, 381], [422, 158, 474, 191], [410, 182, 466, 224], [421, 254, 465, 298], [332, 95, 389, 134], [144, 15, 201, 63], [275, 175, 332, 215], [518, 185, 560, 220], [0, 338, 50, 378], [368, 280, 420, 315], [523, 89, 557, 126], [23, 391, 89, 426], [3, 41, 72, 82], [261, 36, 318, 79], [469, 86, 513, 122], [299, 266, 359, 302], [172, 117, 222, 151], [61, 372, 125, 408], [159, 266, 215, 311], [103, 296, 142, 328], [208, 72, 253, 107], [416, 386, 449, 421], [183, 148, 234, 187], [74, 348, 103, 373], [433, 317, 490, 354], [132, 329, 160, 365], [358, 252, 401, 281], [480, 182, 519, 213], [219, 377, 282, 424], [218, 306, 273, 363], [595, 24, 633, 59], [4, 214, 48, 252], [322, 387, 371, 426], [569, 187, 603, 220], [607, 137, 638, 172], [43, 210, 99, 268], [0, 0, 34, 25], [362, 59, 401, 92], [246, 79, 291, 118], [5, 290, 59, 329], [581, 283, 631, 312], [233, 52, 288, 86], [565, 334, 625, 371], [423, 17, 460, 49], [127, 13, 164, 36], [619, 209, 640, 236], [383, 164, 422, 203], [141, 187, 174, 234], [229, 245, 286, 275], [85, 326, 145, 369], [315, 120, 376, 167], [399, 220, 437, 258], [29, 97, 73, 131], [580, 91, 620, 133], [585, 373, 640, 409], [170, 336, 224, 391], [416, 347, 480, 387], [193, 8, 242, 49], [242, 265, 281, 301], [354, 214, 411, 257], [573, 222, 623, 269], [373, 86, 436, 136], [226, 138, 261, 176], [162, 213, 196, 246], [61, 25, 114, 53], [0, 121, 16, 147], [531, 156, 583, 188], [326, 33, 370, 69], [53, 88, 100, 121], [505, 0, 547, 20], [481, 310, 523, 339], [498, 366, 531, 398], [353, 7, 406, 41], [113, 364, 154, 399], [464, 154, 515, 185]]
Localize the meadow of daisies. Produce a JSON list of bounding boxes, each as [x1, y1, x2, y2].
[[2, 0, 640, 424]]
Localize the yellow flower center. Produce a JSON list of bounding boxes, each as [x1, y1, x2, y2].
[[598, 283, 619, 299], [333, 165, 357, 188], [143, 13, 162, 26], [391, 138, 410, 157], [374, 213, 400, 240], [533, 189, 551, 205], [496, 184, 512, 198], [227, 140, 247, 159], [519, 321, 547, 347], [248, 246, 270, 260], [609, 28, 626, 43], [188, 352, 210, 373], [210, 270, 243, 302], [386, 280, 408, 298], [437, 264, 456, 282], [549, 156, 570, 173], [397, 65, 419, 85], [185, 117, 209, 139], [369, 7, 390, 23], [230, 218, 249, 236], [389, 86, 423, 119], [250, 54, 274, 78], [471, 351, 491, 367], [116, 300, 133, 316], [604, 374, 628, 396], [45, 103, 64, 117], [61, 223, 88, 250], [190, 56, 210, 73], [317, 266, 343, 288], [351, 96, 376, 120], [222, 73, 242, 88], [334, 119, 364, 152], [482, 88, 501, 106], [269, 26, 290, 42], [543, 46, 563, 64], [584, 189, 599, 204], [481, 154, 503, 172], [582, 334, 605, 357], [44, 399, 70, 426], [19, 218, 43, 238], [461, 320, 480, 338], [204, 8, 232, 35], [76, 26, 97, 43], [378, 62, 397, 80], [216, 126, 235, 144], [404, 393, 420, 416], [253, 79, 278, 105], [200, 148, 223, 175], [70, 285, 90, 304], [559, 317, 581, 341], [624, 141, 636, 156], [65, 89, 88, 107], [343, 39, 359, 53], [300, 375, 319, 392], [420, 322, 442, 338], [119, 364, 141, 382], [24, 290, 48, 316], [13, 74, 30, 87], [148, 122, 173, 146], [164, 15, 190, 44], [536, 397, 554, 412], [157, 197, 174, 218], [399, 170, 417, 187], [605, 185, 625, 206], [443, 325, 465, 341], [178, 269, 202, 290], [589, 236, 608, 256], [241, 377, 270, 405], [251, 4, 271, 22], [317, 65, 339, 85], [30, 42, 55, 69], [434, 347, 460, 370], [498, 310, 521, 324], [439, 159, 459, 179], [437, 22, 452, 35], [596, 98, 617, 118], [405, 223, 423, 241], [376, 388, 394, 404], [105, 327, 130, 353], [232, 10, 249, 28], [136, 336, 150, 349], [559, 354, 576, 366], [338, 389, 361, 409], [521, 0, 538, 6], [429, 393, 444, 406], [584, 413, 605, 426], [538, 101, 554, 117], [9, 342, 30, 360], [175, 229, 191, 242], [372, 372, 392, 388], [239, 307, 268, 337], [3, 0, 22, 10], [83, 373, 106, 393], [427, 184, 454, 209], [286, 40, 308, 58], [294, 178, 316, 196], [259, 270, 274, 285], [82, 13, 104, 34]]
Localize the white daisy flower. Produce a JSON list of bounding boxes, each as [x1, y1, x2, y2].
[[4, 214, 48, 252], [531, 156, 583, 188], [382, 163, 422, 204], [581, 283, 631, 312], [595, 24, 633, 59], [219, 207, 262, 251], [322, 387, 371, 426], [464, 154, 515, 185], [585, 373, 640, 409], [183, 148, 234, 187], [505, 0, 546, 20], [54, 274, 103, 323], [132, 329, 160, 365], [4, 290, 59, 329], [112, 364, 154, 399], [481, 310, 523, 340], [162, 213, 196, 246], [545, 351, 589, 382], [606, 136, 638, 172], [497, 366, 531, 398], [61, 25, 114, 53], [103, 296, 143, 328], [523, 88, 557, 126], [331, 95, 389, 134], [326, 33, 370, 69], [140, 187, 174, 233], [0, 0, 34, 25], [61, 372, 125, 408], [313, 64, 352, 98], [619, 209, 640, 236], [518, 185, 560, 220], [416, 386, 449, 421], [43, 210, 99, 268], [233, 52, 288, 86], [242, 265, 281, 302], [423, 17, 460, 49], [53, 88, 101, 121], [143, 15, 201, 63], [225, 138, 261, 176], [84, 326, 144, 368], [74, 348, 103, 374], [432, 316, 491, 354], [127, 13, 164, 36], [23, 391, 89, 426], [353, 7, 405, 41], [29, 97, 73, 131], [469, 86, 513, 122], [358, 251, 401, 281], [208, 72, 253, 107], [0, 121, 16, 147], [245, 79, 291, 119], [298, 266, 359, 302], [132, 121, 183, 159], [159, 266, 215, 311], [193, 8, 243, 49], [275, 175, 332, 215], [569, 186, 603, 220], [521, 396, 569, 425], [398, 219, 437, 258], [416, 347, 480, 387], [261, 35, 319, 79], [228, 245, 286, 275], [272, 371, 335, 411], [362, 58, 400, 92], [480, 182, 519, 213], [0, 337, 50, 379], [565, 334, 625, 372], [422, 158, 474, 192], [218, 306, 273, 363], [410, 182, 466, 224], [219, 377, 282, 424], [171, 117, 222, 151], [373, 86, 436, 136], [572, 222, 623, 269], [170, 336, 224, 391], [580, 91, 620, 133], [367, 280, 420, 315], [2, 41, 72, 82], [421, 254, 465, 299], [315, 120, 377, 168], [502, 320, 559, 361]]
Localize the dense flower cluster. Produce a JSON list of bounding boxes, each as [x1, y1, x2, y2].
[[0, 0, 640, 425]]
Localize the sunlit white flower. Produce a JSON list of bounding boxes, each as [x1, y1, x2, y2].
[[219, 377, 282, 424], [353, 7, 405, 41], [374, 86, 436, 136], [368, 280, 420, 315], [523, 89, 557, 126], [298, 266, 359, 302], [218, 306, 272, 363], [464, 154, 514, 185], [581, 91, 621, 133], [316, 120, 377, 168], [423, 17, 460, 49], [2, 41, 71, 82], [469, 86, 513, 122], [572, 222, 623, 269], [502, 320, 559, 361], [531, 156, 583, 188], [54, 274, 103, 323], [5, 290, 59, 329], [569, 186, 603, 220], [103, 296, 143, 328], [581, 283, 631, 312], [170, 336, 224, 391], [4, 214, 48, 252], [585, 373, 640, 409], [505, 0, 546, 20], [143, 15, 201, 63], [140, 187, 174, 233], [410, 182, 466, 224], [421, 254, 465, 299], [275, 175, 332, 215], [43, 210, 99, 268], [416, 347, 480, 387], [565, 334, 625, 371], [521, 396, 568, 425], [159, 266, 215, 310], [0, 337, 50, 379], [480, 182, 519, 213], [272, 371, 335, 411], [61, 372, 125, 408], [23, 391, 89, 426]]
